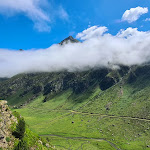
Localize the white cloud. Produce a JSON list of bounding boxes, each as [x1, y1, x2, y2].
[[122, 6, 148, 23], [145, 18, 150, 21], [1, 26, 150, 77], [0, 0, 68, 32], [76, 26, 108, 40]]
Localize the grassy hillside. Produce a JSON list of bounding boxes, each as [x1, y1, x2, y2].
[[1, 65, 150, 149], [0, 100, 53, 150]]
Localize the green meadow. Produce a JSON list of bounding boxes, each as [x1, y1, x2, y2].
[[14, 79, 150, 150]]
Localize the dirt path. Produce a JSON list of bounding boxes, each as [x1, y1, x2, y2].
[[40, 134, 121, 150], [42, 109, 150, 128], [68, 110, 150, 122], [36, 109, 150, 131]]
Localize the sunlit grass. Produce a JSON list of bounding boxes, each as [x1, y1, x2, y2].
[[14, 75, 150, 150]]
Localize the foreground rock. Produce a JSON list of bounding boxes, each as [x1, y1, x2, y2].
[[0, 100, 17, 149]]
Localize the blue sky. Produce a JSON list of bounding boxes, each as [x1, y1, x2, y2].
[[0, 0, 150, 49]]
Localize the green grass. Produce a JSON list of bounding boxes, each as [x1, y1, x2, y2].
[[7, 89, 33, 106], [13, 70, 150, 150], [12, 111, 53, 150], [45, 136, 116, 150]]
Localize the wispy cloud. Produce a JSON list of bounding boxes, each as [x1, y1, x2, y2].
[[0, 0, 68, 32], [57, 5, 69, 21], [122, 6, 148, 23], [145, 18, 150, 21], [1, 26, 150, 77]]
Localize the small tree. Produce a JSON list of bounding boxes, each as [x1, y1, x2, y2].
[[14, 140, 29, 150], [13, 118, 25, 139]]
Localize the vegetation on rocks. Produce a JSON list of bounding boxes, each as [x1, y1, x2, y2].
[[0, 101, 53, 150]]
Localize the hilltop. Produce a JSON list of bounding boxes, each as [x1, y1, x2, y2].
[[59, 36, 79, 45]]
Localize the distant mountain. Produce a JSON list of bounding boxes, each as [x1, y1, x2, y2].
[[59, 36, 79, 45]]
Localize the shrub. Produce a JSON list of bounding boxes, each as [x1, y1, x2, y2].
[[6, 137, 11, 142], [12, 111, 20, 119], [12, 118, 25, 139], [14, 140, 29, 150]]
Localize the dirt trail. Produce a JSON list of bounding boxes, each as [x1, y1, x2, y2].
[[69, 110, 150, 122], [43, 109, 150, 127], [40, 134, 121, 150]]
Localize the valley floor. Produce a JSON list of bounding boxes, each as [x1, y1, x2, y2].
[[13, 86, 150, 150]]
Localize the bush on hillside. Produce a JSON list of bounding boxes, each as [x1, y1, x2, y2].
[[12, 118, 25, 139], [14, 139, 29, 150]]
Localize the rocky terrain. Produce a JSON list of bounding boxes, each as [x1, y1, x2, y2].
[[0, 100, 52, 150], [0, 100, 17, 149], [59, 36, 79, 45]]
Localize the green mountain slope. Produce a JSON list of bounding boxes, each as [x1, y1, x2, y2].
[[0, 66, 129, 107], [1, 65, 150, 149]]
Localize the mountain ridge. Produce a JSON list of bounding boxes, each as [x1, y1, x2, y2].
[[1, 36, 150, 149]]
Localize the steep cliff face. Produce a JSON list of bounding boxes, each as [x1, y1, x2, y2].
[[0, 66, 130, 107], [0, 100, 17, 149]]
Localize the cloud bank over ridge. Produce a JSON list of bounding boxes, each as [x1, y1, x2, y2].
[[1, 26, 150, 77]]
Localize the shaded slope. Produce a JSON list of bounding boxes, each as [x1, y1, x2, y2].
[[0, 66, 129, 107]]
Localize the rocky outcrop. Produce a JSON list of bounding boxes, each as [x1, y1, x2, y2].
[[0, 66, 130, 106], [0, 100, 17, 149], [59, 36, 79, 45]]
